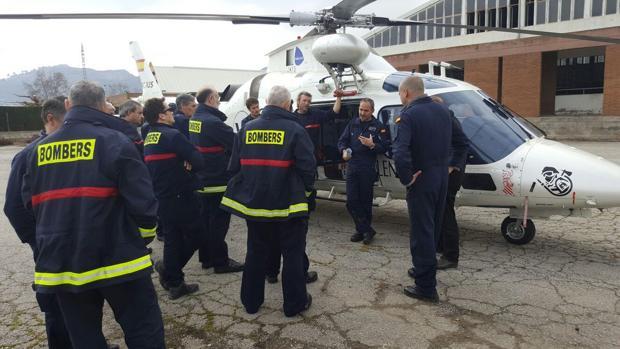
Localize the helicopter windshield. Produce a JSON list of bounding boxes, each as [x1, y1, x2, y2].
[[379, 90, 542, 165], [382, 72, 457, 92]]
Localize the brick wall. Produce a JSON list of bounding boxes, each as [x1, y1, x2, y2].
[[464, 57, 501, 100], [502, 53, 542, 117], [603, 45, 620, 116]]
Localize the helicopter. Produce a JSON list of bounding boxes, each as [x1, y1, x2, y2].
[[4, 0, 620, 245]]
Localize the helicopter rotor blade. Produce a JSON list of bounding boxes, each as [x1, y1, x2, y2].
[[0, 12, 291, 23], [331, 0, 376, 20]]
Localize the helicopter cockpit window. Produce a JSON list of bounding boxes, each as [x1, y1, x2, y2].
[[377, 105, 403, 142], [382, 72, 457, 93], [436, 90, 528, 164]]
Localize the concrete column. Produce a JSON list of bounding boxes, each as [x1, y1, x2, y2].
[[464, 57, 501, 100], [603, 45, 620, 116], [540, 51, 557, 116], [502, 52, 543, 117]]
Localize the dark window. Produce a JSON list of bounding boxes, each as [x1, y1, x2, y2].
[[467, 12, 476, 33], [314, 101, 360, 170], [561, 0, 571, 20], [455, 0, 463, 14], [499, 6, 508, 26], [574, 0, 584, 17], [410, 15, 418, 43], [285, 49, 295, 66], [462, 174, 497, 191], [437, 90, 529, 164], [489, 0, 497, 8], [428, 7, 435, 19], [454, 15, 462, 35], [382, 72, 457, 93], [390, 27, 398, 45], [477, 0, 486, 10], [536, 0, 546, 24], [510, 0, 519, 27], [446, 0, 454, 15], [592, 0, 603, 15], [445, 16, 453, 37], [607, 0, 618, 14], [382, 30, 390, 46], [428, 20, 435, 39], [526, 0, 535, 25], [489, 8, 497, 26], [549, 0, 559, 21], [478, 10, 486, 30], [467, 0, 476, 11], [419, 12, 426, 41], [556, 55, 605, 95], [436, 18, 444, 38], [437, 2, 445, 17], [399, 26, 406, 44]]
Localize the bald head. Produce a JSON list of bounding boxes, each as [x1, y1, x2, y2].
[[398, 76, 425, 105]]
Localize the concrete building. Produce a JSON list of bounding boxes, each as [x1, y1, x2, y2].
[[364, 0, 620, 117]]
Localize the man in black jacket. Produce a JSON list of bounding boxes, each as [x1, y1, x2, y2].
[[222, 85, 315, 317]]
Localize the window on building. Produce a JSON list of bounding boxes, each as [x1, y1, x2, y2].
[[594, 55, 604, 63], [437, 2, 445, 17], [557, 55, 605, 95], [374, 33, 382, 47], [455, 0, 463, 15], [499, 6, 508, 26], [428, 6, 436, 20], [549, 0, 559, 21], [477, 0, 486, 10], [607, 0, 618, 14], [446, 0, 454, 15], [592, 0, 603, 15], [478, 10, 486, 31], [574, 0, 585, 17], [399, 26, 406, 44], [561, 0, 571, 20], [436, 18, 444, 38], [419, 12, 427, 41], [445, 16, 453, 37], [286, 49, 295, 66], [454, 15, 462, 35], [510, 0, 519, 27], [526, 0, 535, 26], [489, 8, 498, 26], [390, 27, 398, 45], [410, 15, 418, 43], [536, 0, 546, 24], [428, 20, 435, 39], [382, 30, 390, 46], [467, 8, 476, 34]]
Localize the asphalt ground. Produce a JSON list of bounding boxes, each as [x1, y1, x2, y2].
[[0, 141, 618, 348]]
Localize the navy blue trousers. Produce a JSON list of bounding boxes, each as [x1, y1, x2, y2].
[[198, 193, 231, 267], [159, 192, 204, 287], [437, 170, 464, 262], [55, 276, 165, 349], [406, 166, 448, 295], [242, 218, 308, 317], [266, 219, 309, 277], [36, 293, 72, 349], [345, 166, 376, 234]]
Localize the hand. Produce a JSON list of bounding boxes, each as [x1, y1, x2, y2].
[[184, 161, 192, 171], [448, 166, 459, 174], [333, 89, 344, 98], [409, 170, 422, 186], [342, 149, 351, 161], [358, 134, 375, 148]]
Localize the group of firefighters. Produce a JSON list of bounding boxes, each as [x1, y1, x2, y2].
[[4, 74, 468, 348]]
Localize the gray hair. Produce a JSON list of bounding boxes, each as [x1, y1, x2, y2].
[[399, 76, 425, 94], [176, 93, 195, 108], [266, 86, 291, 107], [69, 81, 106, 109], [119, 100, 142, 118]]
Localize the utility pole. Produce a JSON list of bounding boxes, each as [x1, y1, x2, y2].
[[81, 43, 87, 80]]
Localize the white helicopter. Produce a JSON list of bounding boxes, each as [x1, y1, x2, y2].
[[5, 0, 620, 244]]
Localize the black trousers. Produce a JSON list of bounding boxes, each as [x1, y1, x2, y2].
[[55, 276, 165, 349], [266, 219, 310, 277], [438, 170, 464, 262], [159, 192, 204, 287], [242, 218, 308, 317], [345, 166, 376, 234], [198, 193, 231, 267], [406, 166, 448, 295], [36, 292, 72, 349]]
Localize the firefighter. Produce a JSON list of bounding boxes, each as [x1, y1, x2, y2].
[[21, 81, 165, 347], [142, 97, 206, 299], [221, 85, 315, 317]]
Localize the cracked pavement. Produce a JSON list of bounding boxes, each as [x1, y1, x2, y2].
[[0, 142, 618, 349]]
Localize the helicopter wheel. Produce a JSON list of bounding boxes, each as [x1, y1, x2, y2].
[[501, 217, 536, 245]]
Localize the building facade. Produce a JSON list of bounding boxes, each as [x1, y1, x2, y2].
[[364, 0, 620, 117]]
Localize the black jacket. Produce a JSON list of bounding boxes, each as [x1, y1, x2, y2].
[[240, 114, 258, 129], [22, 106, 158, 293], [189, 104, 235, 194], [221, 105, 316, 221], [143, 123, 205, 198], [337, 116, 390, 170]]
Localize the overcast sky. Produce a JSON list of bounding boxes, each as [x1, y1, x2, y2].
[[0, 0, 425, 78]]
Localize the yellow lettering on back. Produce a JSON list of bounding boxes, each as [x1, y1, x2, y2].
[[37, 139, 96, 166], [245, 130, 285, 145], [189, 120, 202, 133], [144, 132, 161, 146]]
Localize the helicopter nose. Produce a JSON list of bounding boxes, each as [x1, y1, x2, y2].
[[520, 139, 620, 208]]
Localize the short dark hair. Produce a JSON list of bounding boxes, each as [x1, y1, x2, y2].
[[196, 88, 217, 104], [143, 98, 166, 125], [176, 94, 195, 108], [119, 100, 142, 118], [297, 91, 312, 101], [40, 98, 66, 125], [359, 98, 375, 111], [245, 97, 259, 110]]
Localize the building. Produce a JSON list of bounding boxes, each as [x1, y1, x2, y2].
[[364, 0, 620, 117]]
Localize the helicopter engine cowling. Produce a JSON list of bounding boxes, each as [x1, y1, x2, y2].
[[311, 33, 370, 66]]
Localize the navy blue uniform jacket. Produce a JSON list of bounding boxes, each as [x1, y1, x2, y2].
[[173, 112, 191, 139], [190, 104, 235, 194], [240, 114, 258, 129], [337, 117, 390, 170], [21, 106, 158, 293], [222, 105, 316, 221], [294, 107, 338, 151], [143, 123, 205, 198], [393, 96, 454, 186]]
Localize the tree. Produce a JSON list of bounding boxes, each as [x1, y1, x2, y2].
[[23, 70, 69, 101], [105, 82, 130, 96]]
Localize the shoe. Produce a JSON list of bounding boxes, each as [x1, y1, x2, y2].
[[214, 258, 244, 274], [350, 232, 364, 242], [363, 229, 376, 245], [285, 293, 312, 317], [437, 257, 458, 270], [201, 262, 214, 269], [266, 275, 278, 284], [305, 271, 318, 284], [156, 234, 164, 242], [403, 285, 439, 303], [154, 261, 169, 290], [168, 282, 199, 300], [407, 267, 416, 279]]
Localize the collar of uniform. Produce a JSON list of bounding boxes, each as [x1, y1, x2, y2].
[[261, 105, 298, 122], [151, 122, 175, 130], [65, 106, 141, 142], [174, 112, 189, 119], [403, 95, 431, 111], [356, 116, 376, 125], [196, 104, 227, 121]]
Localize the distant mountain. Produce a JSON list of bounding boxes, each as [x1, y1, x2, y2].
[[0, 65, 141, 105]]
